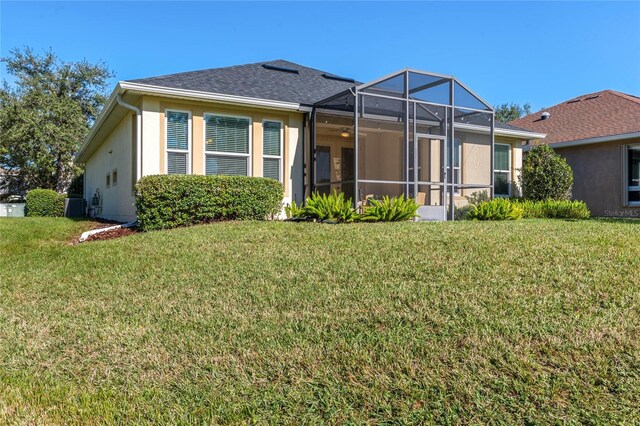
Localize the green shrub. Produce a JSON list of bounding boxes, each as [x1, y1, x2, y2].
[[467, 198, 523, 221], [284, 200, 305, 219], [361, 195, 418, 222], [520, 145, 574, 201], [513, 199, 590, 219], [25, 189, 64, 217], [456, 190, 491, 220], [299, 191, 359, 223], [135, 175, 284, 231]]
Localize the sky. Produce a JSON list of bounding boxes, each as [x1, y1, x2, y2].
[[1, 1, 639, 111]]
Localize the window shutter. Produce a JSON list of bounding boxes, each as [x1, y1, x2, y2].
[[263, 158, 280, 180], [206, 155, 248, 176], [167, 111, 189, 150], [168, 152, 187, 174], [263, 121, 281, 156], [205, 116, 250, 154]]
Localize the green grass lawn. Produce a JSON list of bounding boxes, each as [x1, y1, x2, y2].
[[1, 218, 639, 424]]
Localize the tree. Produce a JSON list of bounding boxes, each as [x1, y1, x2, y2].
[[494, 102, 531, 123], [519, 145, 573, 201], [0, 47, 113, 195]]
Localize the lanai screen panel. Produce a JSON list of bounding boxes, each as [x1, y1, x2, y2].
[[313, 91, 355, 200], [312, 69, 495, 217], [357, 93, 407, 199]]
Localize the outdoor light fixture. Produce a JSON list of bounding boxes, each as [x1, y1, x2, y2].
[[340, 130, 350, 138]]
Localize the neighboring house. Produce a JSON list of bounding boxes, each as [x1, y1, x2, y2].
[[510, 90, 640, 218], [75, 60, 543, 222]]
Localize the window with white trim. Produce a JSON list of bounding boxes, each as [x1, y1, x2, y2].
[[204, 114, 251, 176], [626, 145, 640, 206], [446, 139, 462, 194], [494, 143, 511, 197], [166, 110, 191, 174], [262, 120, 282, 181]]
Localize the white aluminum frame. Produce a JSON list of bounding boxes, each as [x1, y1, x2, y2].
[[165, 109, 192, 175], [626, 144, 640, 207], [312, 68, 497, 220], [451, 138, 462, 195], [202, 112, 253, 177], [494, 143, 512, 197], [262, 119, 284, 182]]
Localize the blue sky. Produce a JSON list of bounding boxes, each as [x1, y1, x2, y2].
[[1, 1, 639, 111]]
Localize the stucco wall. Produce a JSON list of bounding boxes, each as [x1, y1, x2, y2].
[[143, 96, 305, 205], [85, 113, 136, 222], [554, 137, 640, 217]]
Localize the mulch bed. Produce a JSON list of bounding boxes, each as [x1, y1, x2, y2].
[[85, 225, 139, 242]]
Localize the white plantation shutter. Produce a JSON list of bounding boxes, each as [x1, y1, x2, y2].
[[205, 156, 248, 176], [168, 152, 188, 174], [262, 121, 282, 181], [166, 111, 190, 174], [205, 116, 250, 154], [263, 158, 280, 180], [167, 111, 189, 150], [204, 114, 251, 176], [263, 121, 281, 156]]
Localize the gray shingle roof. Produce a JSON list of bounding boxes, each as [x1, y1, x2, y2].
[[127, 59, 358, 106], [127, 59, 539, 136], [494, 121, 532, 132]]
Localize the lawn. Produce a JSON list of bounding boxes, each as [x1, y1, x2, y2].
[[0, 218, 639, 424]]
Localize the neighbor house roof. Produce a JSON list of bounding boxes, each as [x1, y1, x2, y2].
[[509, 90, 640, 146], [127, 59, 359, 107]]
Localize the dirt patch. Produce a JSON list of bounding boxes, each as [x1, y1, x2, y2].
[[85, 226, 139, 242]]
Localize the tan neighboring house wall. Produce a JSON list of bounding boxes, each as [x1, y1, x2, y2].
[[553, 137, 640, 217]]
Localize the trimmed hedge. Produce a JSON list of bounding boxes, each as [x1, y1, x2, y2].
[[25, 189, 64, 217], [135, 175, 284, 231], [513, 199, 590, 219]]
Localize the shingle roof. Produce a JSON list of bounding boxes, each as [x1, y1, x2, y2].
[[508, 90, 640, 145], [127, 59, 540, 136], [127, 59, 359, 106]]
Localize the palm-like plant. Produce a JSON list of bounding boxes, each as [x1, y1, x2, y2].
[[302, 191, 359, 223], [360, 195, 419, 222]]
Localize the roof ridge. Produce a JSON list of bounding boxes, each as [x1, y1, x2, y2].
[[605, 89, 640, 105]]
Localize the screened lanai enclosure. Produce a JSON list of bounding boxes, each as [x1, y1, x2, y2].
[[311, 69, 496, 220]]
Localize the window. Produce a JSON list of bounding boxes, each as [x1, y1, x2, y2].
[[494, 144, 511, 197], [316, 146, 331, 195], [166, 110, 191, 174], [204, 114, 251, 176], [112, 169, 118, 186], [262, 120, 282, 181], [446, 139, 462, 194], [626, 145, 640, 206], [106, 173, 111, 188]]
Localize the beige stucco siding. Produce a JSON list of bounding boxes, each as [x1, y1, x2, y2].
[[141, 97, 161, 176], [84, 113, 137, 222], [554, 137, 640, 217], [456, 132, 523, 204], [142, 96, 304, 204]]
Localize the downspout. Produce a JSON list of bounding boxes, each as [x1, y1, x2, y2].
[[301, 111, 306, 203], [116, 94, 142, 181]]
